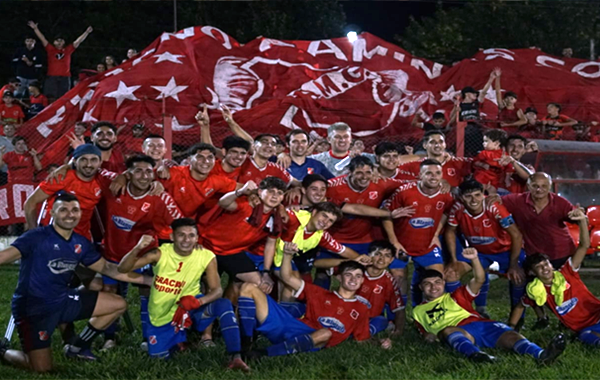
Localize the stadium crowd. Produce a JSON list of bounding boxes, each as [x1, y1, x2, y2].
[[0, 21, 599, 375]]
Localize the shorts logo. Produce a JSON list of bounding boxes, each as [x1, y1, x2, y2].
[[436, 201, 445, 210], [74, 244, 82, 254], [409, 217, 435, 229], [112, 216, 136, 231], [141, 202, 151, 213], [350, 309, 360, 320], [317, 317, 346, 333], [369, 191, 378, 200], [38, 331, 48, 341], [149, 335, 157, 345], [556, 298, 578, 315], [447, 168, 456, 176], [483, 219, 492, 228]]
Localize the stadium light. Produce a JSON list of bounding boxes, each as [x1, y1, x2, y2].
[[347, 31, 358, 43]]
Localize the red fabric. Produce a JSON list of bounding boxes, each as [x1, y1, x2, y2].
[[238, 158, 292, 185], [358, 271, 404, 318], [383, 182, 453, 256], [501, 192, 575, 260], [0, 104, 24, 124], [398, 157, 472, 188], [45, 44, 76, 77], [100, 149, 126, 173], [280, 210, 344, 254], [0, 182, 36, 226], [295, 281, 371, 347], [3, 152, 35, 183], [472, 149, 509, 189], [498, 107, 521, 123], [506, 172, 528, 194]]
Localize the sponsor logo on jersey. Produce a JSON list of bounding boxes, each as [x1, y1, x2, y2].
[[318, 316, 346, 333], [356, 295, 371, 308], [436, 201, 445, 210], [112, 215, 136, 231], [38, 331, 49, 341], [556, 298, 578, 315], [409, 217, 435, 229], [467, 236, 496, 245], [47, 259, 78, 274], [74, 244, 82, 254]]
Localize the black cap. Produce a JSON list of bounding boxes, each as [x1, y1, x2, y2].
[[3, 90, 14, 98]]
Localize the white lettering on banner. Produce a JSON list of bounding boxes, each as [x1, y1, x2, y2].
[[352, 39, 388, 62], [259, 39, 296, 52], [307, 40, 348, 61], [483, 48, 515, 61], [536, 55, 565, 69], [572, 62, 600, 79], [36, 106, 66, 138], [0, 189, 8, 220], [200, 26, 232, 50], [393, 52, 405, 62], [410, 59, 443, 79], [12, 184, 34, 218]]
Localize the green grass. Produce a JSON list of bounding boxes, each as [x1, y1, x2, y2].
[[2, 263, 600, 379]]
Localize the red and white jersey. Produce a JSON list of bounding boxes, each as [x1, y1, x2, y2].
[[358, 271, 404, 318], [327, 175, 400, 244], [398, 156, 472, 188], [294, 281, 371, 347], [280, 210, 345, 254], [103, 188, 182, 263], [383, 182, 453, 256], [238, 157, 292, 185], [522, 259, 600, 332], [211, 159, 242, 181], [447, 200, 514, 254]]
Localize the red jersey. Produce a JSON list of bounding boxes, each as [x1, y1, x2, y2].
[[326, 176, 400, 244], [38, 170, 115, 240], [30, 94, 49, 107], [280, 210, 345, 254], [522, 259, 600, 332], [115, 135, 144, 157], [200, 200, 280, 256], [448, 200, 514, 254], [101, 149, 126, 173], [294, 281, 371, 347], [398, 156, 472, 188], [103, 188, 182, 262], [3, 151, 35, 183], [211, 159, 242, 181], [238, 157, 292, 186], [383, 182, 453, 256], [498, 107, 521, 123], [473, 149, 512, 189], [506, 172, 528, 194], [358, 271, 404, 318], [0, 104, 25, 124], [45, 44, 76, 77], [162, 166, 237, 218]]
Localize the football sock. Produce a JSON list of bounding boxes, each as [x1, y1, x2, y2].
[[474, 274, 489, 308], [578, 330, 600, 346], [209, 299, 241, 354], [72, 322, 103, 351], [444, 281, 461, 294], [447, 331, 481, 357], [509, 282, 525, 309], [513, 338, 543, 358], [237, 297, 257, 338], [369, 316, 389, 336], [384, 304, 395, 322], [140, 295, 149, 340], [266, 334, 315, 356]]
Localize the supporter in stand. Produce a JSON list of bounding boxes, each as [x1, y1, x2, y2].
[[104, 56, 117, 70], [11, 36, 43, 98], [521, 107, 542, 138], [494, 69, 526, 132], [541, 103, 577, 140], [0, 91, 25, 127], [411, 110, 448, 132], [96, 63, 107, 73], [17, 81, 47, 120]]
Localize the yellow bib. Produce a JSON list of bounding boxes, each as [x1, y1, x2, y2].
[[412, 293, 473, 335], [148, 243, 215, 326], [526, 271, 567, 307], [274, 210, 324, 267]]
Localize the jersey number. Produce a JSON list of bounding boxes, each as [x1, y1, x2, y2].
[[176, 262, 183, 272]]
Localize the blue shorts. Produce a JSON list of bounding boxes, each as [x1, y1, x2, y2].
[[578, 320, 600, 335], [459, 321, 513, 348], [369, 316, 388, 336], [246, 252, 298, 272], [257, 295, 315, 344], [147, 301, 223, 358], [318, 242, 407, 270], [412, 247, 444, 269], [456, 249, 526, 272], [102, 261, 152, 286]]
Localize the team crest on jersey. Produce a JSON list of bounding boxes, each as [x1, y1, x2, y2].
[[447, 168, 456, 176], [149, 335, 157, 345], [38, 331, 49, 341], [369, 191, 378, 200], [350, 309, 360, 320], [468, 236, 496, 245], [127, 206, 136, 215], [74, 244, 82, 254], [94, 188, 101, 197], [425, 205, 432, 213], [307, 168, 314, 174], [483, 219, 492, 228], [141, 202, 151, 213], [436, 201, 445, 210], [374, 285, 384, 294], [318, 317, 346, 333]]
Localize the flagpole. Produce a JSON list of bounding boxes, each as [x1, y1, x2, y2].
[[173, 0, 178, 32]]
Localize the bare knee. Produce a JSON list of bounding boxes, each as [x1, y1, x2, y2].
[[104, 292, 127, 314], [311, 328, 332, 347], [240, 282, 259, 298]]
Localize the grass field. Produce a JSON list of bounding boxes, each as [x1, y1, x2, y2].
[[2, 263, 600, 379]]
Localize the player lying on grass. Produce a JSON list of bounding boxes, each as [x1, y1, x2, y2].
[[237, 241, 392, 359], [509, 208, 600, 346], [117, 218, 250, 371], [313, 240, 406, 336], [0, 193, 152, 373], [413, 247, 566, 364]]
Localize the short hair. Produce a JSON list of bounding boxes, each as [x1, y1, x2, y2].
[[28, 81, 41, 91], [338, 260, 365, 275], [327, 122, 351, 138], [504, 91, 518, 100], [54, 192, 79, 206], [483, 129, 508, 146], [525, 107, 538, 115], [126, 154, 156, 169], [302, 174, 328, 189], [75, 121, 88, 130], [7, 77, 19, 84], [423, 130, 445, 143], [458, 179, 484, 195], [171, 218, 198, 232], [188, 142, 217, 156], [254, 133, 278, 143], [259, 176, 287, 192], [312, 202, 343, 222], [432, 112, 446, 120], [420, 158, 442, 169], [91, 121, 117, 134], [222, 135, 251, 152], [507, 134, 527, 145], [286, 129, 309, 145], [547, 102, 562, 112], [144, 134, 164, 141], [375, 142, 402, 157], [348, 156, 374, 172], [11, 136, 26, 146], [368, 240, 396, 255], [523, 253, 551, 274], [419, 269, 444, 284]]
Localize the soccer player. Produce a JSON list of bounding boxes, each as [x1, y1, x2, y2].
[[285, 129, 334, 180], [238, 241, 391, 358], [383, 159, 454, 306], [90, 122, 126, 173], [508, 208, 600, 346], [413, 248, 566, 364], [374, 142, 415, 180], [141, 134, 177, 168], [116, 219, 250, 370], [238, 134, 297, 187], [0, 193, 151, 372], [444, 180, 525, 317]]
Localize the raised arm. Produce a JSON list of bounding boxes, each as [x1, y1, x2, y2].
[[569, 208, 590, 270], [218, 180, 257, 212], [478, 70, 497, 104], [30, 149, 42, 171], [196, 105, 213, 146], [27, 21, 49, 47], [23, 187, 51, 230], [220, 104, 253, 144], [279, 242, 304, 291], [462, 248, 485, 294], [494, 68, 503, 109], [117, 235, 160, 273], [73, 26, 93, 49]]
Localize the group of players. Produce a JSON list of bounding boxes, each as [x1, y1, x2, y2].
[[1, 108, 600, 374]]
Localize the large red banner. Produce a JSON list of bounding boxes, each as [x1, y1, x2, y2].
[[0, 183, 35, 226], [18, 26, 600, 167]]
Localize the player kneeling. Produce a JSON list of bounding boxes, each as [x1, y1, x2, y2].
[[117, 218, 249, 371], [413, 247, 566, 364]]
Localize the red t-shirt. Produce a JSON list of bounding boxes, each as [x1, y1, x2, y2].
[[398, 156, 472, 188], [100, 148, 126, 173], [103, 189, 182, 263], [473, 149, 511, 189], [383, 182, 453, 256], [498, 107, 521, 123], [448, 200, 514, 255], [115, 135, 144, 157], [506, 172, 528, 194], [238, 157, 292, 186], [294, 281, 371, 347], [522, 259, 600, 332], [30, 94, 49, 107], [326, 175, 400, 244], [280, 210, 345, 254], [0, 104, 25, 124], [45, 44, 76, 77], [3, 151, 35, 183], [358, 271, 404, 318]]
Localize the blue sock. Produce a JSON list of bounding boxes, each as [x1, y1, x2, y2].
[[279, 302, 307, 318], [266, 334, 315, 356], [474, 274, 489, 308], [447, 331, 481, 357], [237, 297, 257, 338], [509, 282, 525, 309], [209, 299, 241, 353], [369, 316, 389, 336], [513, 338, 543, 358], [445, 281, 461, 294], [140, 295, 149, 340], [411, 270, 422, 307], [383, 304, 395, 322], [579, 330, 600, 346]]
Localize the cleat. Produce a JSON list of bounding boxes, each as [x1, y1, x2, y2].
[[227, 356, 251, 372], [537, 333, 566, 365], [140, 341, 148, 352], [101, 339, 116, 351], [199, 338, 216, 348], [64, 345, 98, 361], [469, 351, 497, 363]]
